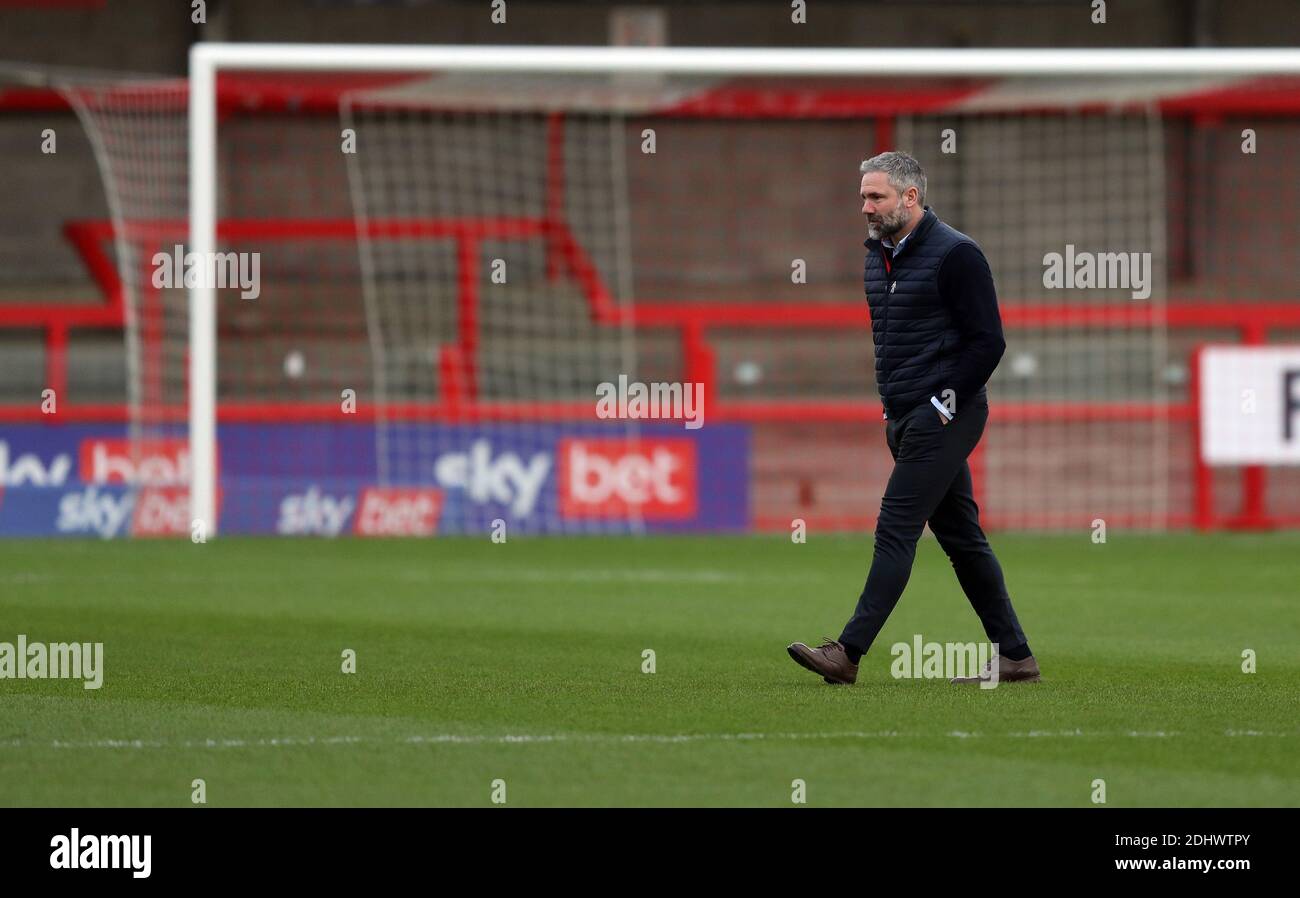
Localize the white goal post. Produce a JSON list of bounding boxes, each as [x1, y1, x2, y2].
[[187, 44, 1300, 535]]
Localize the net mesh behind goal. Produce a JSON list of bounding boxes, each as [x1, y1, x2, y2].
[[51, 60, 1300, 535]]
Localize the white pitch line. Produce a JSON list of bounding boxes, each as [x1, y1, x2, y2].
[[403, 568, 826, 584], [0, 729, 1293, 751], [0, 567, 832, 587]]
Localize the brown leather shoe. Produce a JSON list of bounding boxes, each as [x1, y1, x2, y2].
[[787, 637, 858, 685], [949, 654, 1041, 685]]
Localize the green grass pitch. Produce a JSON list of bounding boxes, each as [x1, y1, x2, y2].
[[1, 532, 1297, 807]]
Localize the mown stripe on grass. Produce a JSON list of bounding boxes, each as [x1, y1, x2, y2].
[[1, 729, 1294, 751]]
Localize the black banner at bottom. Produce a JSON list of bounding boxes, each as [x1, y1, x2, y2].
[[0, 807, 1290, 883]]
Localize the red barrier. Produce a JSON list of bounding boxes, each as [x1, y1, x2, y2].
[[3, 215, 1293, 530]]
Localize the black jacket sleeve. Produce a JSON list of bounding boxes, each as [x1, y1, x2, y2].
[[934, 242, 1006, 418]]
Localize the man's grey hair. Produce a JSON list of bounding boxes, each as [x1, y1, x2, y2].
[[859, 151, 927, 207]]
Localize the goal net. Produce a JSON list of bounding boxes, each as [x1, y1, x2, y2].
[[38, 47, 1300, 536]]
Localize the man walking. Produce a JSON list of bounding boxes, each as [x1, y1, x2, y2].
[[787, 152, 1038, 686]]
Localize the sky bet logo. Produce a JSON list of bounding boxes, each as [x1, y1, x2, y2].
[[79, 438, 190, 485], [277, 486, 355, 536], [57, 486, 200, 538], [434, 440, 550, 518], [57, 487, 133, 538], [354, 488, 442, 536], [0, 441, 70, 486], [558, 438, 697, 519]]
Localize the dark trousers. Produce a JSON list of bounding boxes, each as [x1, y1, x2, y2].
[[838, 396, 1028, 656]]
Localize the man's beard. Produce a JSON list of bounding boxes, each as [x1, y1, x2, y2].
[[866, 205, 911, 241]]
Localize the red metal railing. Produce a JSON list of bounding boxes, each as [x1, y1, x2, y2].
[[9, 92, 1300, 529], [4, 214, 1298, 531]]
